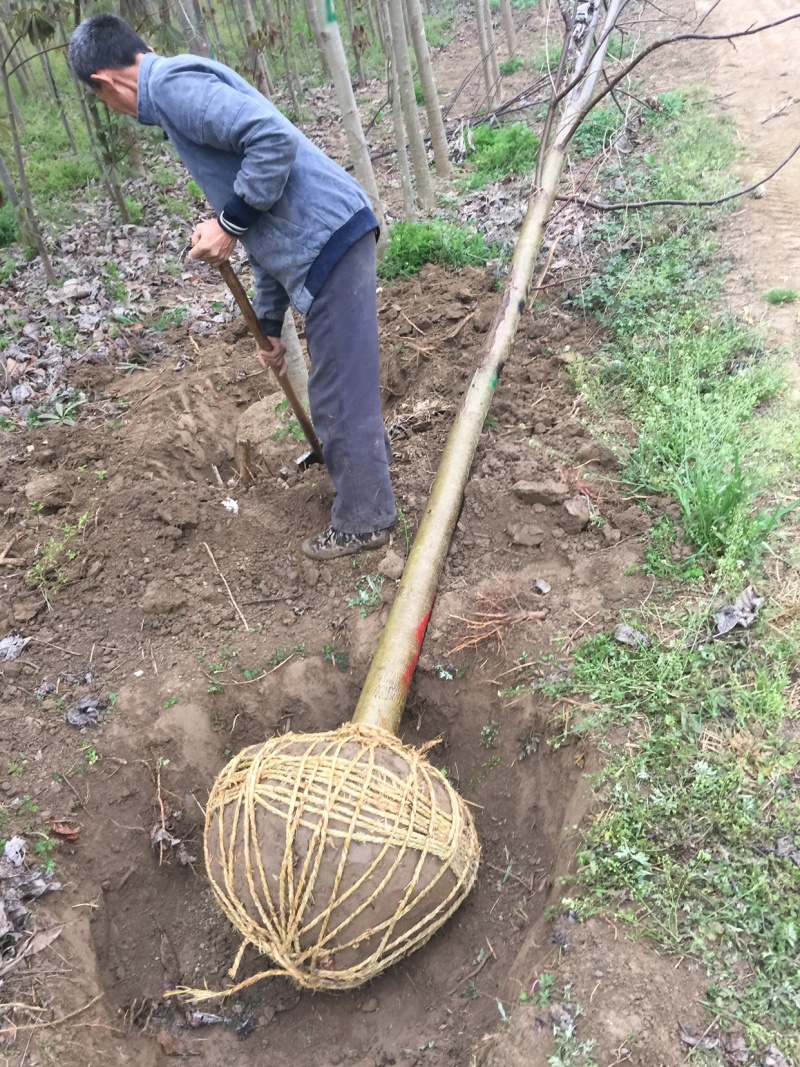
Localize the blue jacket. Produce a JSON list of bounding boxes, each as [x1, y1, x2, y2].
[[136, 53, 378, 334]]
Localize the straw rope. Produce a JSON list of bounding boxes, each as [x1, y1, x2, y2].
[[179, 724, 480, 1001]]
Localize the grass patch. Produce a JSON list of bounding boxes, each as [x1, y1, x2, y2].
[[499, 57, 524, 76], [531, 43, 562, 73], [764, 287, 798, 305], [379, 220, 497, 280], [572, 106, 626, 157], [462, 122, 540, 190], [572, 90, 799, 578], [558, 616, 800, 1047], [547, 85, 800, 1057], [0, 204, 20, 248]]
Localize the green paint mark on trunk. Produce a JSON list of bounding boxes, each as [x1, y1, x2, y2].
[[325, 0, 338, 23]]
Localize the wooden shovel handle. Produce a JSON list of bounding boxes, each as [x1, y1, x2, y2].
[[218, 261, 324, 463]]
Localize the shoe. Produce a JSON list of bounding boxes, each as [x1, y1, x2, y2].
[[302, 526, 392, 561]]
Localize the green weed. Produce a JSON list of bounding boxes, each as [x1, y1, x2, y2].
[[123, 196, 143, 224], [572, 107, 625, 157], [347, 574, 384, 617], [101, 261, 127, 303], [27, 391, 89, 428], [499, 57, 524, 76], [463, 122, 540, 190], [82, 744, 100, 766], [480, 720, 500, 748], [764, 287, 798, 305], [606, 32, 635, 60], [270, 396, 305, 441], [152, 307, 187, 331], [532, 44, 562, 73], [322, 643, 350, 672], [380, 221, 497, 281], [8, 754, 28, 777], [269, 642, 306, 665], [0, 204, 20, 248], [27, 514, 89, 594]]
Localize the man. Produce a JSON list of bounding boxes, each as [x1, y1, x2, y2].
[[68, 14, 396, 560]]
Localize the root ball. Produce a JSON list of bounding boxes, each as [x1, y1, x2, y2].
[[205, 723, 480, 991]]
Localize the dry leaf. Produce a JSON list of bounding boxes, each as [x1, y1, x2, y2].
[[155, 1029, 181, 1055], [49, 819, 81, 842]]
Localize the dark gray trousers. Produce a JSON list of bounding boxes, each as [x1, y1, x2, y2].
[[304, 232, 397, 534]]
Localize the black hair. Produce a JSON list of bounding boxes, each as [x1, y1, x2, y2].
[[68, 14, 149, 86]]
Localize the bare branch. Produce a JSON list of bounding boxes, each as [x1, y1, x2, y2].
[[556, 140, 800, 211], [561, 12, 800, 145]]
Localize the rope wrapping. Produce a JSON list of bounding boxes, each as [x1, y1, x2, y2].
[[193, 723, 480, 998]]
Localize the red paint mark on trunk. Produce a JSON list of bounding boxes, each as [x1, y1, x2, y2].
[[402, 608, 433, 689]]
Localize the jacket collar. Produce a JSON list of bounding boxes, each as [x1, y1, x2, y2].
[[137, 52, 159, 126]]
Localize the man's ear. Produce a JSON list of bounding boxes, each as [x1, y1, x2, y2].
[[89, 69, 115, 91]]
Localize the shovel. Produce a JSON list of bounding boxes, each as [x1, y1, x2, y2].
[[218, 261, 324, 470]]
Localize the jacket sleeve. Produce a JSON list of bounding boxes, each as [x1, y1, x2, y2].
[[249, 256, 291, 338], [152, 70, 300, 235]]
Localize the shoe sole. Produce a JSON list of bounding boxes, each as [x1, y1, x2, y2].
[[301, 529, 391, 561]]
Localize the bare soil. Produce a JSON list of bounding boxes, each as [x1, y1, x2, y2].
[[1, 2, 795, 1064]]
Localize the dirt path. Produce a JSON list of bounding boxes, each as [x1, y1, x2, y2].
[[689, 0, 800, 344]]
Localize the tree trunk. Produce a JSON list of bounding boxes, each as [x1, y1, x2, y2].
[[35, 30, 78, 153], [283, 0, 304, 100], [352, 0, 627, 735], [316, 0, 386, 235], [499, 0, 515, 56], [473, 0, 493, 107], [275, 0, 301, 111], [478, 0, 501, 104], [304, 0, 328, 76], [239, 0, 275, 97], [174, 0, 211, 54], [87, 95, 131, 223], [378, 0, 414, 218], [0, 61, 55, 281], [281, 310, 309, 407], [403, 0, 450, 177], [341, 0, 365, 86], [0, 24, 28, 97], [204, 0, 227, 62], [0, 152, 20, 210], [386, 0, 434, 210]]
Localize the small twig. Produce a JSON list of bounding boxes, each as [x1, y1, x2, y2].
[[447, 946, 496, 996], [556, 140, 800, 211], [446, 312, 474, 339], [0, 535, 24, 565], [682, 1015, 720, 1063], [27, 638, 81, 656], [59, 773, 88, 810], [0, 994, 103, 1037], [487, 861, 535, 894], [207, 655, 295, 687], [155, 763, 167, 867], [202, 542, 250, 631], [399, 310, 424, 335]]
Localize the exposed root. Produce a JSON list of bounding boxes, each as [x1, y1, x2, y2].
[[447, 584, 548, 655]]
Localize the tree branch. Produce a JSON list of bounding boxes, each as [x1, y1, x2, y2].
[[556, 140, 800, 211], [5, 41, 67, 81], [561, 13, 800, 144]]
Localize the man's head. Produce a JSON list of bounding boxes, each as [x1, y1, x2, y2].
[[69, 14, 150, 115]]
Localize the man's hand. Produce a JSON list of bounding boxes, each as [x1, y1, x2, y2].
[[256, 337, 288, 377], [189, 219, 237, 267]]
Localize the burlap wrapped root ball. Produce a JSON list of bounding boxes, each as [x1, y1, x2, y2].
[[203, 723, 480, 994]]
